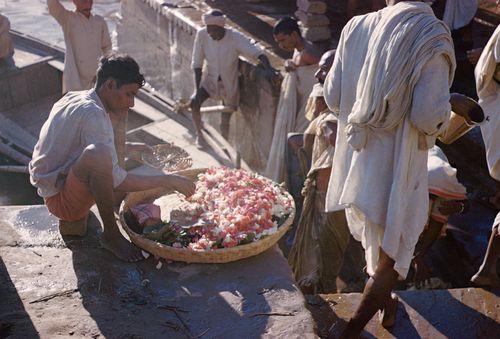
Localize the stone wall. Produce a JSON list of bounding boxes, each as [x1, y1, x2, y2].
[[117, 0, 281, 171]]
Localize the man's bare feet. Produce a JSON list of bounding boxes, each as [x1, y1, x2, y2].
[[471, 270, 500, 288], [100, 233, 144, 262], [379, 294, 398, 328]]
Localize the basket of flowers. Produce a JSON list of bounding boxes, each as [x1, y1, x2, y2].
[[119, 167, 295, 263]]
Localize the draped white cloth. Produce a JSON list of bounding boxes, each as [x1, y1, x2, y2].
[[265, 64, 317, 182], [428, 145, 466, 199], [476, 25, 500, 181], [442, 0, 478, 30], [324, 2, 455, 278]]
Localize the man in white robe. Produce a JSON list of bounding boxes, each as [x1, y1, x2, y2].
[[265, 17, 320, 183], [471, 25, 500, 288], [47, 0, 112, 93], [190, 9, 277, 146], [324, 1, 455, 335]]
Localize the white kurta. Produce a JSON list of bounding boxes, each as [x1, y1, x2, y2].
[[191, 27, 263, 108], [324, 2, 455, 278], [0, 14, 14, 60], [476, 25, 500, 182], [476, 26, 500, 230], [47, 0, 112, 93], [264, 63, 317, 182]]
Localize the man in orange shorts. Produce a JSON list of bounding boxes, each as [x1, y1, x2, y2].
[[29, 54, 195, 262]]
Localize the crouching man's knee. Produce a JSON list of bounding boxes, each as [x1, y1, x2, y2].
[[78, 143, 113, 173]]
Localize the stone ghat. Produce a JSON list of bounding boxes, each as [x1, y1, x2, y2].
[[307, 289, 500, 338]]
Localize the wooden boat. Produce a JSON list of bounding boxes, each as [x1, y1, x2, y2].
[[0, 30, 247, 174]]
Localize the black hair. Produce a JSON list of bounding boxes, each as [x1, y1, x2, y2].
[[95, 53, 145, 90], [273, 17, 301, 36]]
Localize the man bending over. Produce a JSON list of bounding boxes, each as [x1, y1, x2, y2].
[[30, 54, 195, 262]]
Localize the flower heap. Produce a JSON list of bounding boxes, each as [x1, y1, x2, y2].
[[171, 167, 294, 251]]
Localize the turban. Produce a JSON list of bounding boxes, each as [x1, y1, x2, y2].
[[202, 10, 226, 27]]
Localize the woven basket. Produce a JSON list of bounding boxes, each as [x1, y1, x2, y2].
[[119, 168, 295, 263], [141, 143, 193, 172]]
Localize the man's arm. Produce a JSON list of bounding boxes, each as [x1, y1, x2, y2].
[[410, 54, 452, 139], [116, 173, 195, 197], [47, 0, 70, 27]]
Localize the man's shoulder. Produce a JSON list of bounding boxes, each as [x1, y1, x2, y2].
[[226, 28, 250, 41], [55, 90, 105, 118], [196, 27, 208, 36], [91, 13, 107, 24]]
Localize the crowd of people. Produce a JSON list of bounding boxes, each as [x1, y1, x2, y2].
[[1, 0, 499, 336]]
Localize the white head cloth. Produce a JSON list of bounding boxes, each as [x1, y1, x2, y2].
[[202, 10, 226, 27]]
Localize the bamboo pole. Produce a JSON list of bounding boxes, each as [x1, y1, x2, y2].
[[0, 142, 31, 165]]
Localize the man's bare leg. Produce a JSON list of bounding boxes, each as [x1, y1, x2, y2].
[[471, 224, 500, 287], [190, 87, 210, 147], [337, 249, 399, 338], [72, 144, 143, 262]]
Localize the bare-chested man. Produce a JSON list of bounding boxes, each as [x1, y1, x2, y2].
[[265, 17, 321, 182]]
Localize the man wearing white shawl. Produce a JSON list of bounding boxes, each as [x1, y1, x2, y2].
[[471, 25, 500, 288], [324, 1, 455, 335]]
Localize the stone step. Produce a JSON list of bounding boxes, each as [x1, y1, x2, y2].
[[307, 288, 500, 338]]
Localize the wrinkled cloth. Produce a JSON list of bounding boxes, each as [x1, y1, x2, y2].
[[428, 145, 466, 224], [131, 203, 161, 225], [265, 63, 317, 182], [324, 2, 455, 278], [30, 89, 127, 198], [428, 145, 466, 199], [0, 14, 14, 60], [442, 0, 477, 30], [47, 0, 112, 93], [191, 27, 263, 108], [476, 25, 500, 181], [346, 2, 455, 151], [288, 111, 347, 293], [304, 111, 337, 173], [288, 187, 349, 294]]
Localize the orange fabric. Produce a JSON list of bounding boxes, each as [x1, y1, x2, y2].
[[45, 169, 94, 221]]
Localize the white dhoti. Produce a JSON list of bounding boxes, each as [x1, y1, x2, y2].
[[265, 65, 316, 183]]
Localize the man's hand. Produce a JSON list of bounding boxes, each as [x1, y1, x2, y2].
[[165, 174, 196, 197], [126, 142, 153, 162]]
